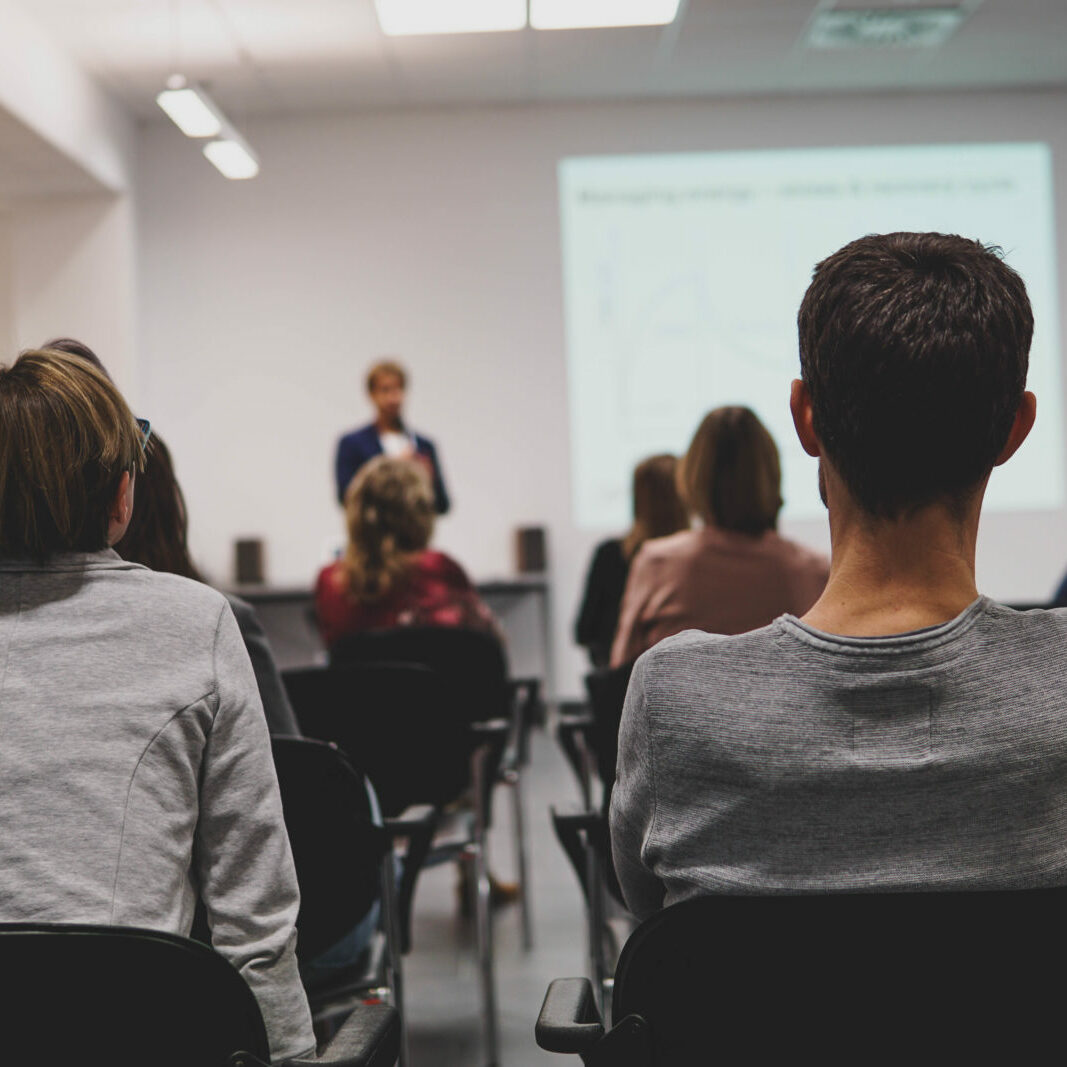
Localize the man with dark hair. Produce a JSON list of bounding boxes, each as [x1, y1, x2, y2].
[[611, 232, 1064, 920]]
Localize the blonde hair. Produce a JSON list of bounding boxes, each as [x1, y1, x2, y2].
[[621, 453, 689, 560], [342, 456, 434, 602], [366, 359, 407, 394], [0, 349, 145, 558], [678, 406, 782, 535]]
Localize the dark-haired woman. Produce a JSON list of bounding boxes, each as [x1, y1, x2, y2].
[[611, 407, 828, 665], [575, 454, 689, 668], [113, 432, 300, 737]]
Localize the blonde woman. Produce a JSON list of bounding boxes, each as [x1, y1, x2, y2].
[[610, 406, 829, 665], [316, 455, 493, 649]]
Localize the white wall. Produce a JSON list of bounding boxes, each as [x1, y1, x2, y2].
[[0, 0, 134, 193], [4, 194, 138, 394], [134, 89, 1067, 697]]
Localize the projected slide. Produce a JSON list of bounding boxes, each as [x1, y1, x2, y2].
[[559, 143, 1062, 528]]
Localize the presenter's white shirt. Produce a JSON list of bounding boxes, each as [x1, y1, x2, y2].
[[380, 430, 414, 457]]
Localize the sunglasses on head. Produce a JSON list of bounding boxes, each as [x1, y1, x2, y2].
[[135, 418, 152, 454]]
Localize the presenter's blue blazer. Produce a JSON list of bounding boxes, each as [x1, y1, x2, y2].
[[335, 423, 450, 514]]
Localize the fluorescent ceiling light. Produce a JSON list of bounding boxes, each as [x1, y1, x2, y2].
[[806, 7, 966, 48], [530, 0, 681, 30], [374, 0, 526, 35], [203, 138, 260, 180], [156, 77, 224, 138]]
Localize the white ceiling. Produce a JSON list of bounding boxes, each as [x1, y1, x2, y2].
[[16, 0, 1067, 124]]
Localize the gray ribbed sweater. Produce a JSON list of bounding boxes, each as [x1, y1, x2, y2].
[[0, 551, 314, 1062], [611, 597, 1067, 919]]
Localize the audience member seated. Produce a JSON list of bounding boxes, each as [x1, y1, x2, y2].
[[0, 350, 314, 1061], [574, 453, 688, 668], [316, 455, 496, 649], [113, 430, 301, 737], [611, 232, 1056, 920], [610, 406, 828, 666]]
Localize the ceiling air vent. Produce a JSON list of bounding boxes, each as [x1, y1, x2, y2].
[[806, 6, 967, 48]]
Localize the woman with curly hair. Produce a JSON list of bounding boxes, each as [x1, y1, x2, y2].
[[315, 455, 495, 649]]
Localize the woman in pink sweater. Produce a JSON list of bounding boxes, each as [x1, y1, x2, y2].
[[611, 406, 828, 666]]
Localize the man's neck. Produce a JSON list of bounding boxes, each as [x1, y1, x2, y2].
[[802, 488, 983, 637], [376, 416, 403, 435]]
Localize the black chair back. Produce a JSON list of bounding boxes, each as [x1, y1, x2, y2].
[[271, 736, 389, 960], [0, 923, 270, 1066], [330, 625, 509, 725], [584, 660, 635, 801], [611, 888, 1067, 1063], [283, 661, 470, 814]]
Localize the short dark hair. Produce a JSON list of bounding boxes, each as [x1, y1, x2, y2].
[[798, 232, 1033, 518], [679, 406, 782, 535]]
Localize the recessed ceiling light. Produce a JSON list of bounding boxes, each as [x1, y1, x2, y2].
[[530, 0, 681, 30], [374, 0, 527, 36], [806, 7, 967, 49], [203, 137, 260, 180]]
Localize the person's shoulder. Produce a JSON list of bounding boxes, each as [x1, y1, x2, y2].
[[413, 432, 438, 455], [984, 600, 1067, 640], [417, 549, 471, 585], [633, 528, 698, 566], [111, 564, 230, 628], [315, 559, 348, 593], [637, 622, 782, 684], [338, 424, 377, 449], [592, 537, 625, 563]]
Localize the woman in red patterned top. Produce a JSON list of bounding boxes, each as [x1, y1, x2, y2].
[[316, 455, 496, 649]]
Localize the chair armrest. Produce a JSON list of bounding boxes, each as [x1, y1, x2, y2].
[[470, 718, 510, 740], [557, 708, 594, 729], [381, 805, 439, 955], [381, 804, 437, 838], [535, 977, 605, 1054], [288, 1002, 399, 1067]]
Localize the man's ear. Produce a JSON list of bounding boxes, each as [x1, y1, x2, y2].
[[790, 379, 821, 458], [994, 391, 1037, 467]]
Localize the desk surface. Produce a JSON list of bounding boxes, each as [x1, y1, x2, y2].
[[230, 574, 549, 603]]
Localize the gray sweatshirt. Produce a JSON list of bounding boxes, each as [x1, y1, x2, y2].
[[0, 550, 315, 1062], [612, 597, 1067, 919]]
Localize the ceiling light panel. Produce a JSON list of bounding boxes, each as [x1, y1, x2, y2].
[[806, 7, 967, 48], [202, 138, 260, 180], [530, 0, 681, 30], [156, 82, 224, 137], [375, 0, 527, 36]]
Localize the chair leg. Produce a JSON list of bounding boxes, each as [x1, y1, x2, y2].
[[380, 849, 410, 1067], [470, 748, 500, 1066], [506, 768, 534, 950], [585, 826, 609, 1024]]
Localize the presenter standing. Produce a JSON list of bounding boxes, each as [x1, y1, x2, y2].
[[335, 359, 450, 513]]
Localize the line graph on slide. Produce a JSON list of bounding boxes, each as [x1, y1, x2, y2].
[[560, 144, 1063, 530]]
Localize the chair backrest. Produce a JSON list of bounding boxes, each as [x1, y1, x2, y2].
[[330, 626, 509, 725], [584, 660, 635, 798], [610, 888, 1067, 1063], [271, 736, 389, 960], [0, 923, 270, 1066], [282, 661, 471, 814]]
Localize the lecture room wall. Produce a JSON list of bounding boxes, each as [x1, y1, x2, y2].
[[135, 88, 1067, 697]]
